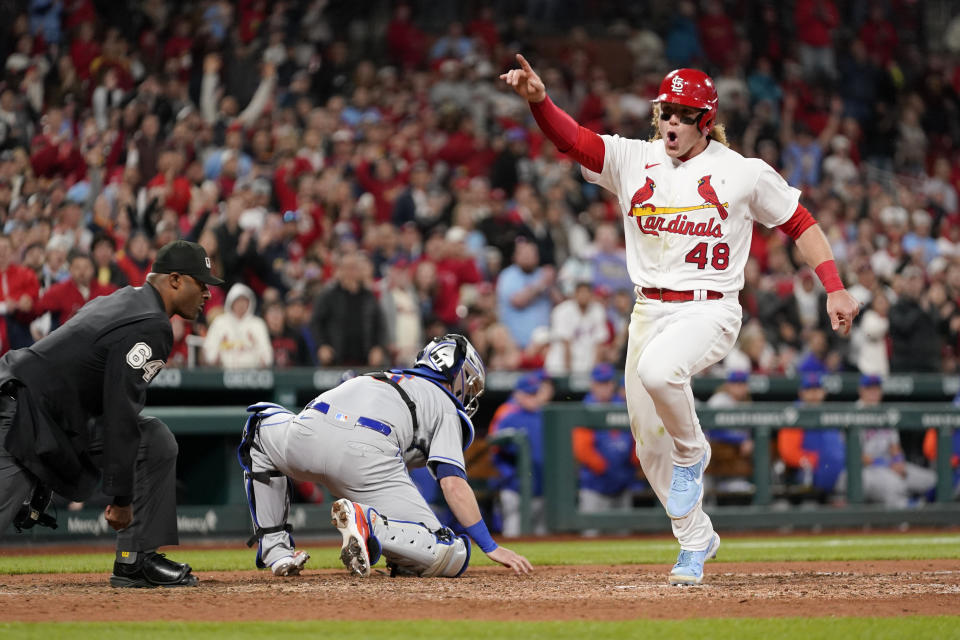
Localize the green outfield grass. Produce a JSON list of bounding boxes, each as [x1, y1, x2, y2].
[[1, 618, 959, 640], [0, 532, 958, 574]]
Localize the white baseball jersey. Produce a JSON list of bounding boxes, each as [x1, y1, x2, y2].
[[543, 298, 609, 376], [582, 138, 800, 293]]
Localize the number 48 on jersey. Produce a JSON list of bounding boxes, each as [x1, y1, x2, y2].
[[685, 242, 730, 270]]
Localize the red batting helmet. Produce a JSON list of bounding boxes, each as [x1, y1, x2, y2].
[[654, 69, 719, 136]]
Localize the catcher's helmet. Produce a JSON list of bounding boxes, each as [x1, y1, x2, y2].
[[654, 68, 718, 136], [415, 334, 486, 417]]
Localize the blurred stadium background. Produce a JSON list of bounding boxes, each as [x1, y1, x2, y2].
[[2, 0, 960, 541]]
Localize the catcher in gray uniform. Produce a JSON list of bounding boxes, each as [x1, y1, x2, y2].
[[238, 334, 532, 578]]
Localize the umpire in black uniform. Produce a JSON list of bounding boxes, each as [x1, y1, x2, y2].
[[0, 240, 223, 588]]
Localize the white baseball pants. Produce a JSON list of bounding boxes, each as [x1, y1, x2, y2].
[[624, 297, 741, 551]]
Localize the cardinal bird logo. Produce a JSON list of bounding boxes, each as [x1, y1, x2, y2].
[[630, 177, 656, 214], [697, 175, 728, 220]]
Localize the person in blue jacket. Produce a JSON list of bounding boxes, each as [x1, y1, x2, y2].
[[488, 370, 553, 537], [777, 373, 846, 500], [573, 363, 638, 536]]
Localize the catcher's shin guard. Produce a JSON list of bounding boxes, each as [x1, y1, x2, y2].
[[239, 403, 295, 569], [371, 516, 471, 578]]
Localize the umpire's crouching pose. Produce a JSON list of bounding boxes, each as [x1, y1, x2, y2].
[[0, 240, 223, 588]]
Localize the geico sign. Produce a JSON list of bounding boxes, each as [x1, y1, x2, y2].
[[223, 370, 274, 388]]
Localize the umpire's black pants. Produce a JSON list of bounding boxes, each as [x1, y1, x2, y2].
[[90, 415, 181, 552], [0, 392, 34, 536], [0, 391, 180, 551]]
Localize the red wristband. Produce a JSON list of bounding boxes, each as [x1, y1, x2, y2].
[[814, 260, 844, 293]]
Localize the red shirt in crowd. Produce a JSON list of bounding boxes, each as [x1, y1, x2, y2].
[[147, 172, 192, 217], [0, 263, 40, 356], [697, 11, 739, 70], [424, 267, 461, 326], [64, 0, 98, 32], [116, 254, 151, 287], [239, 2, 266, 44], [356, 160, 407, 224], [163, 35, 193, 63], [288, 203, 326, 261], [69, 36, 100, 80], [794, 0, 839, 47], [34, 279, 116, 328], [273, 157, 314, 214], [386, 11, 427, 69], [467, 14, 499, 52], [436, 255, 483, 289], [413, 251, 482, 327], [859, 17, 898, 66], [31, 140, 87, 183], [436, 130, 478, 170]]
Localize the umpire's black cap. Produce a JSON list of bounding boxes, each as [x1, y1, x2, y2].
[[152, 240, 224, 285]]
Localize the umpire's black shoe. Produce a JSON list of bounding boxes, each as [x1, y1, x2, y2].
[[110, 552, 199, 588]]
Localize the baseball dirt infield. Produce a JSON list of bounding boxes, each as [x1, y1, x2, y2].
[[0, 560, 957, 622]]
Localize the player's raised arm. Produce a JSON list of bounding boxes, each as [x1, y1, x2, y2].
[[439, 474, 533, 575], [500, 53, 605, 173]]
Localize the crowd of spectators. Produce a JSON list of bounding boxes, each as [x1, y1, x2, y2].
[[0, 0, 959, 379]]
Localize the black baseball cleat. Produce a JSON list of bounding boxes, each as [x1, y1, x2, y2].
[[110, 552, 199, 588]]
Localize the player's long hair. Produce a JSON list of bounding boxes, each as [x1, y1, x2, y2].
[[648, 104, 729, 147]]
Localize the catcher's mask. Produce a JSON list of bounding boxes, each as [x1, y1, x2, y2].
[[415, 334, 486, 417]]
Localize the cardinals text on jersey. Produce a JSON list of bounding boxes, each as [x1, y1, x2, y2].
[[583, 137, 799, 293]]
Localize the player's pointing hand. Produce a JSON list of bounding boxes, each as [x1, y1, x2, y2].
[[826, 289, 860, 336], [499, 53, 546, 103]]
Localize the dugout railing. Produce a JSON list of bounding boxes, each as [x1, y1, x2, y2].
[[540, 403, 960, 535]]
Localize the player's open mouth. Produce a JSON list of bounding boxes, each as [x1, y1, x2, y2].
[[667, 131, 678, 143]]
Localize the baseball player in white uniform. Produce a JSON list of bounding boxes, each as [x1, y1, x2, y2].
[[238, 334, 532, 578], [502, 54, 859, 585]]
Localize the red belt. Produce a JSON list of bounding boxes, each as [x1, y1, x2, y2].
[[640, 287, 723, 302]]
